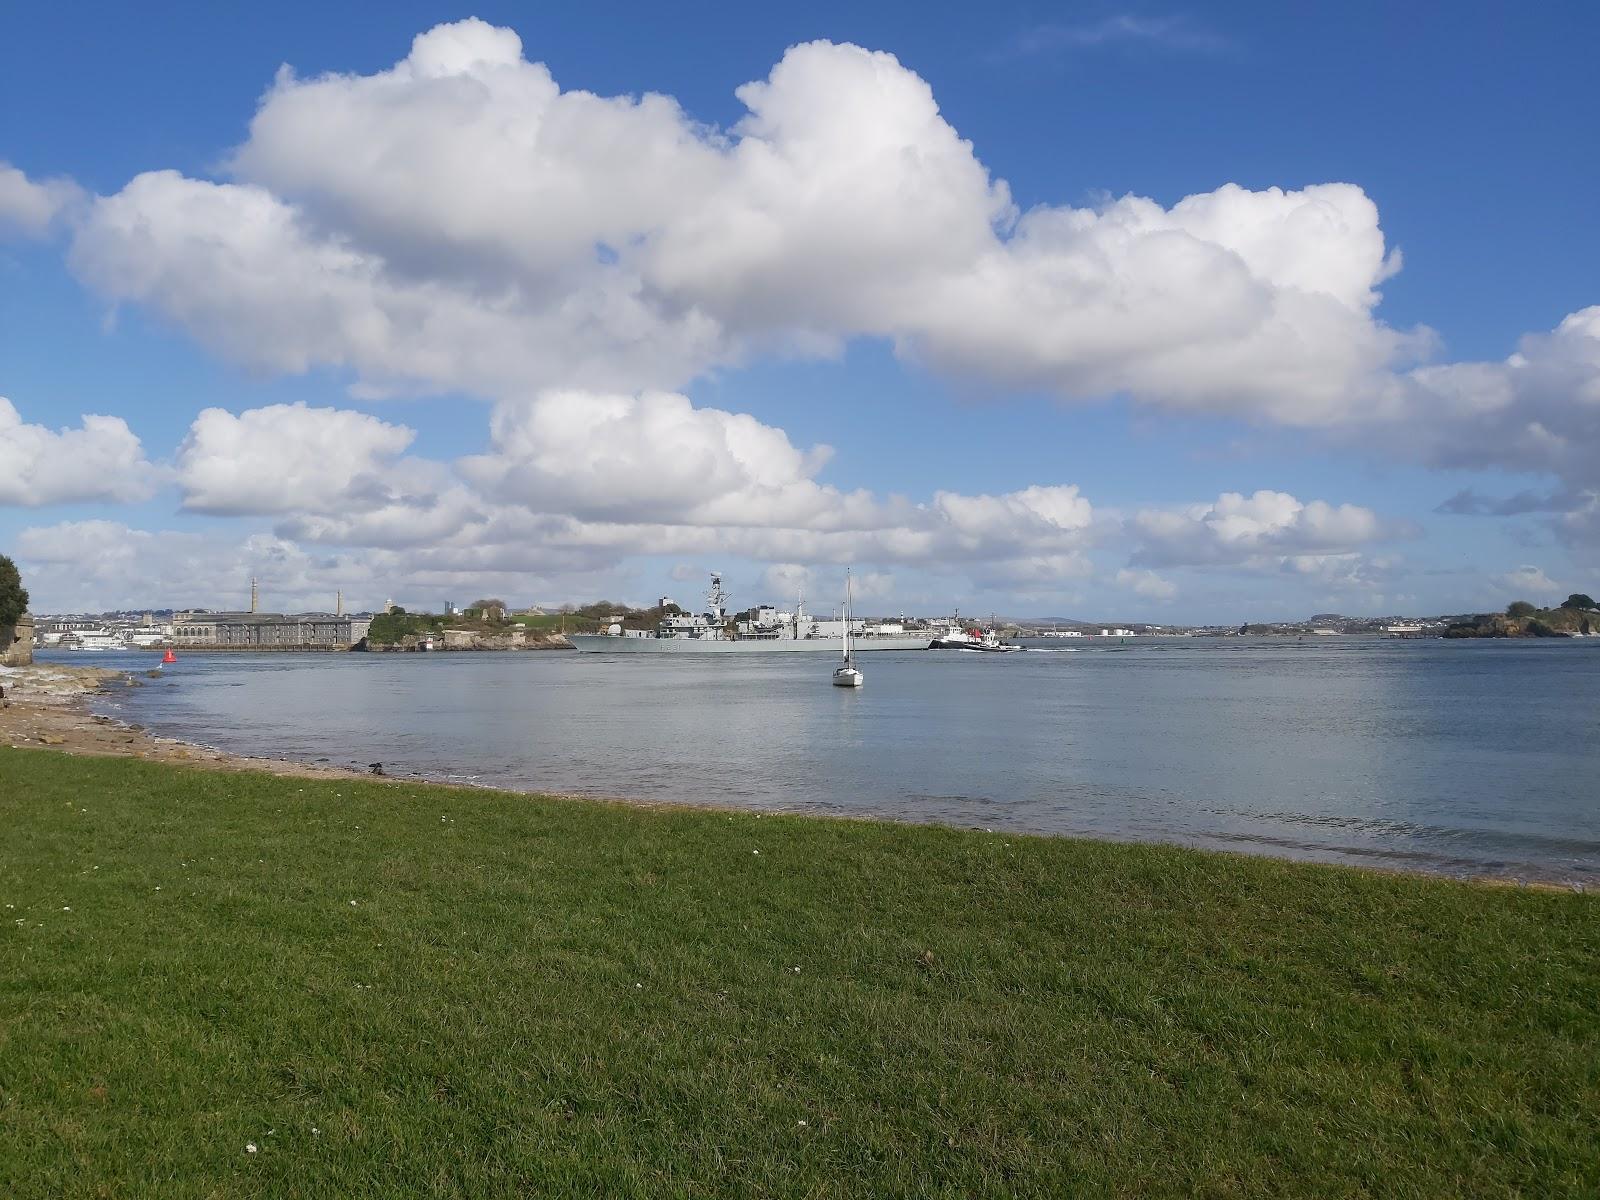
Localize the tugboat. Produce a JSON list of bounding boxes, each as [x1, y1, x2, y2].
[[928, 615, 1022, 653]]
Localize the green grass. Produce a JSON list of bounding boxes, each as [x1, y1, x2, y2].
[[1, 750, 1596, 1198], [512, 613, 603, 634]]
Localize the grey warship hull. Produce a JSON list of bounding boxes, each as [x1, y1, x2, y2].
[[568, 634, 929, 653]]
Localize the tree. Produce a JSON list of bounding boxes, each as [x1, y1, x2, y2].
[[1506, 600, 1536, 619], [1561, 593, 1596, 610], [0, 554, 28, 629], [462, 598, 507, 623]]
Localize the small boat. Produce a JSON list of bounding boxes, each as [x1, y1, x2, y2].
[[832, 570, 864, 688], [928, 624, 1022, 652]]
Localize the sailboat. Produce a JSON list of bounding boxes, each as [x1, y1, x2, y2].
[[832, 569, 865, 688]]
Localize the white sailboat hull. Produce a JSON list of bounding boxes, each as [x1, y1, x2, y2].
[[832, 569, 866, 686]]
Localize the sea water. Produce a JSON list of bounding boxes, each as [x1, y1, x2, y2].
[[72, 637, 1600, 881]]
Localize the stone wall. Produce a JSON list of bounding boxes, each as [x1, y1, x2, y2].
[[2, 614, 34, 666]]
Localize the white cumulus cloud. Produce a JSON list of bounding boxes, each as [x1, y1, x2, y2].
[[69, 171, 724, 398], [69, 20, 1431, 431], [147, 384, 1111, 587], [1493, 564, 1562, 599], [456, 389, 1101, 569], [11, 518, 631, 614], [1115, 567, 1178, 600], [175, 402, 490, 549], [0, 161, 82, 238], [461, 389, 854, 528], [1130, 489, 1398, 568], [177, 402, 418, 515], [1389, 306, 1600, 488], [33, 17, 1600, 608], [0, 397, 156, 506], [933, 485, 1093, 546]]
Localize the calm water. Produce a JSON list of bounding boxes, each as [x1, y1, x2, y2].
[[67, 638, 1600, 881]]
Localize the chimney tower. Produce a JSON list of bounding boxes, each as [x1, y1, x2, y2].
[[336, 589, 344, 617], [250, 577, 259, 614]]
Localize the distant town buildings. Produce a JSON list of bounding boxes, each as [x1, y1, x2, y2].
[[35, 609, 372, 651]]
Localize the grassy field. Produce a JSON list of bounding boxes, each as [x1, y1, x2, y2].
[[2, 749, 1596, 1198]]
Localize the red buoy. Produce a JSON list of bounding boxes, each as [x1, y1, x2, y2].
[[162, 649, 177, 664]]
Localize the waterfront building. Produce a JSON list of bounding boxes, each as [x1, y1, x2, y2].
[[169, 612, 371, 649], [39, 617, 103, 639]]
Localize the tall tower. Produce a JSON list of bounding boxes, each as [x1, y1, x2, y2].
[[250, 577, 259, 614], [336, 590, 343, 617]]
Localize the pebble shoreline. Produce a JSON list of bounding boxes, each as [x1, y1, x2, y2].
[[0, 662, 365, 782]]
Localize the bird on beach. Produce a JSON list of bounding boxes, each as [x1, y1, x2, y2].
[[368, 762, 385, 776]]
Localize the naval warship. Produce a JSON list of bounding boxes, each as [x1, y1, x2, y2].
[[567, 574, 931, 653]]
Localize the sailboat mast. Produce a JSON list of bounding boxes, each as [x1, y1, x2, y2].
[[843, 568, 853, 664]]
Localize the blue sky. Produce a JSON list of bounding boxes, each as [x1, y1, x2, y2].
[[2, 3, 1597, 619]]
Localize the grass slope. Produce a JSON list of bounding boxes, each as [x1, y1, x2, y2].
[[1, 749, 1596, 1198]]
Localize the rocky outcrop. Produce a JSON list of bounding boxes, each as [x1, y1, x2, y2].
[[440, 629, 572, 650], [357, 629, 571, 652], [1442, 609, 1594, 638], [442, 628, 527, 650]]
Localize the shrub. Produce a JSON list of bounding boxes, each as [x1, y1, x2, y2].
[[0, 554, 28, 629]]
